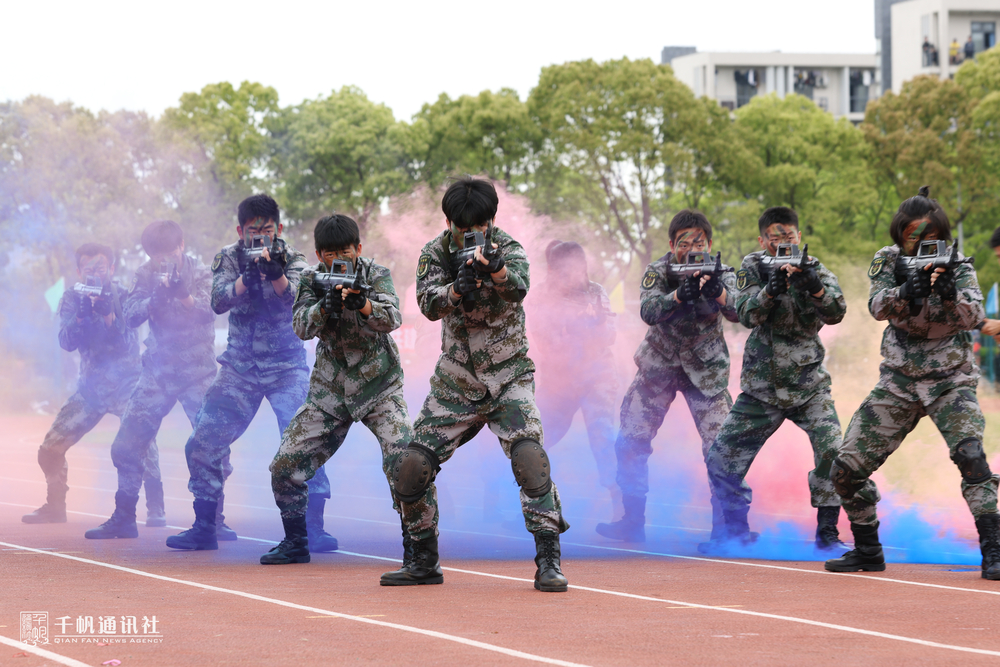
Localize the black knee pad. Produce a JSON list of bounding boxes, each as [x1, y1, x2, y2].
[[510, 438, 553, 498], [952, 437, 992, 485], [392, 443, 440, 503], [831, 458, 865, 499]]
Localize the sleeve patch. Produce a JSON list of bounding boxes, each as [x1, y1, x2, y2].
[[416, 254, 431, 279], [641, 270, 657, 289], [211, 253, 224, 273], [868, 256, 885, 278], [129, 275, 138, 293], [736, 269, 749, 291]]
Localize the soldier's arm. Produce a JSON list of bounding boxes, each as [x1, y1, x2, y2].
[[736, 262, 778, 328], [868, 253, 910, 321], [57, 293, 84, 352], [361, 266, 403, 333], [942, 263, 986, 330], [719, 270, 740, 324], [211, 251, 245, 315], [123, 271, 152, 329], [264, 251, 305, 307], [292, 269, 325, 341], [188, 264, 217, 324], [416, 251, 459, 322], [638, 265, 680, 325], [492, 240, 529, 303], [809, 265, 847, 325]]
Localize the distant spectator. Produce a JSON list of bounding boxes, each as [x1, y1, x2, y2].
[[923, 37, 934, 66], [931, 44, 939, 66], [950, 38, 961, 64], [965, 36, 976, 61]]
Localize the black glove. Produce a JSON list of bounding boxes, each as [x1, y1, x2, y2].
[[789, 266, 824, 296], [242, 260, 262, 288], [701, 274, 724, 300], [166, 269, 190, 300], [343, 279, 369, 311], [258, 254, 285, 281], [473, 245, 505, 276], [75, 292, 93, 320], [675, 276, 701, 303], [932, 269, 958, 301], [454, 261, 479, 296], [765, 268, 788, 297], [899, 268, 932, 301], [150, 282, 170, 311], [92, 295, 114, 316], [322, 286, 343, 316]]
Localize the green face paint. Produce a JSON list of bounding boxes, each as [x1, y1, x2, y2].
[[903, 220, 930, 255], [672, 228, 707, 262]]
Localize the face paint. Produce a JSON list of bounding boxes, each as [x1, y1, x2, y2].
[[671, 228, 708, 262], [79, 255, 111, 281], [902, 219, 933, 255], [761, 224, 799, 256], [242, 218, 278, 245], [319, 246, 359, 269]]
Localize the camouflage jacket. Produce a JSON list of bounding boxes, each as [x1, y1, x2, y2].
[[124, 254, 216, 379], [634, 254, 739, 396], [734, 250, 846, 409], [528, 280, 616, 384], [294, 260, 404, 421], [416, 227, 533, 400], [868, 244, 984, 405], [211, 238, 308, 375], [58, 278, 141, 407]]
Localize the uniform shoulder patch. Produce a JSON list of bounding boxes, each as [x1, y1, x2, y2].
[[129, 275, 138, 293], [868, 256, 885, 278], [736, 269, 749, 291], [211, 253, 224, 273], [416, 254, 431, 279], [641, 270, 658, 289]]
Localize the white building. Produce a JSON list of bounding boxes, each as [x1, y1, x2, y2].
[[890, 0, 1000, 92], [667, 51, 879, 122]]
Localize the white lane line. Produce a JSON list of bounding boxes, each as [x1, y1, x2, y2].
[[0, 541, 589, 667], [0, 633, 93, 667]]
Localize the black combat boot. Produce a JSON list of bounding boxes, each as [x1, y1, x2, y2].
[[975, 514, 1000, 580], [144, 478, 166, 528], [824, 521, 886, 572], [260, 515, 311, 564], [379, 534, 444, 586], [166, 499, 219, 550], [84, 491, 139, 539], [533, 531, 569, 592], [305, 494, 339, 552], [595, 495, 646, 542], [22, 486, 67, 524], [815, 506, 848, 550], [698, 506, 758, 555], [215, 492, 237, 541]]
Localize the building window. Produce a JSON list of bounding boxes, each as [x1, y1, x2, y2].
[[734, 70, 759, 108], [794, 70, 826, 100], [849, 69, 872, 113], [972, 22, 997, 55]]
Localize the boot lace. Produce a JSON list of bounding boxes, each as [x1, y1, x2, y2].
[[539, 536, 558, 569]]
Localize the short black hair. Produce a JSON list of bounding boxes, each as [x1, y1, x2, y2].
[[889, 185, 952, 248], [758, 207, 799, 235], [441, 178, 498, 230], [990, 226, 1000, 249], [314, 214, 360, 252], [238, 194, 280, 228], [75, 243, 115, 268], [545, 240, 587, 271], [668, 210, 713, 243], [141, 220, 184, 256]]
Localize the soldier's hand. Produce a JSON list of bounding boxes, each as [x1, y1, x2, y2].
[[258, 255, 285, 281], [899, 266, 932, 301], [322, 286, 344, 316], [75, 292, 93, 319], [242, 261, 262, 288], [92, 296, 113, 317], [150, 282, 171, 310], [167, 268, 190, 300], [473, 243, 505, 276], [343, 288, 367, 311], [932, 268, 957, 301], [765, 267, 788, 297], [701, 273, 724, 300], [675, 275, 701, 302], [789, 266, 824, 296], [454, 261, 479, 295]]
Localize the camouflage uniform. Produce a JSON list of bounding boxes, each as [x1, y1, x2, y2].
[[706, 250, 847, 518], [404, 227, 567, 542], [616, 256, 739, 506], [37, 280, 160, 502], [110, 254, 218, 496], [184, 239, 329, 502], [835, 246, 997, 526], [270, 260, 413, 519], [530, 281, 618, 489]]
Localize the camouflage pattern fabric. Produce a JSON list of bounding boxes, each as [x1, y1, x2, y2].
[[270, 259, 412, 519], [734, 251, 846, 410], [39, 280, 160, 498], [405, 227, 567, 541], [835, 245, 995, 525], [706, 390, 842, 513]]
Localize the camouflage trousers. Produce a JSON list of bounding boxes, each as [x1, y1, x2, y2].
[[616, 368, 732, 500], [111, 365, 215, 496], [403, 371, 567, 542], [706, 390, 842, 518], [185, 363, 329, 502], [836, 383, 998, 526], [536, 374, 617, 490], [40, 390, 159, 501], [270, 381, 412, 520]]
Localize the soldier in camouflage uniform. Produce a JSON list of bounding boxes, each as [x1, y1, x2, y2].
[[261, 214, 413, 565], [166, 194, 333, 552], [381, 178, 569, 592], [23, 243, 162, 527], [596, 211, 738, 544], [85, 222, 218, 539], [826, 187, 1000, 579], [528, 240, 619, 521], [704, 206, 847, 553]]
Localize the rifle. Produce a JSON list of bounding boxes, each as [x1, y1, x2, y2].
[[72, 275, 108, 298], [451, 229, 486, 313], [666, 251, 734, 304], [895, 239, 974, 314], [758, 243, 817, 283], [313, 259, 371, 320]]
